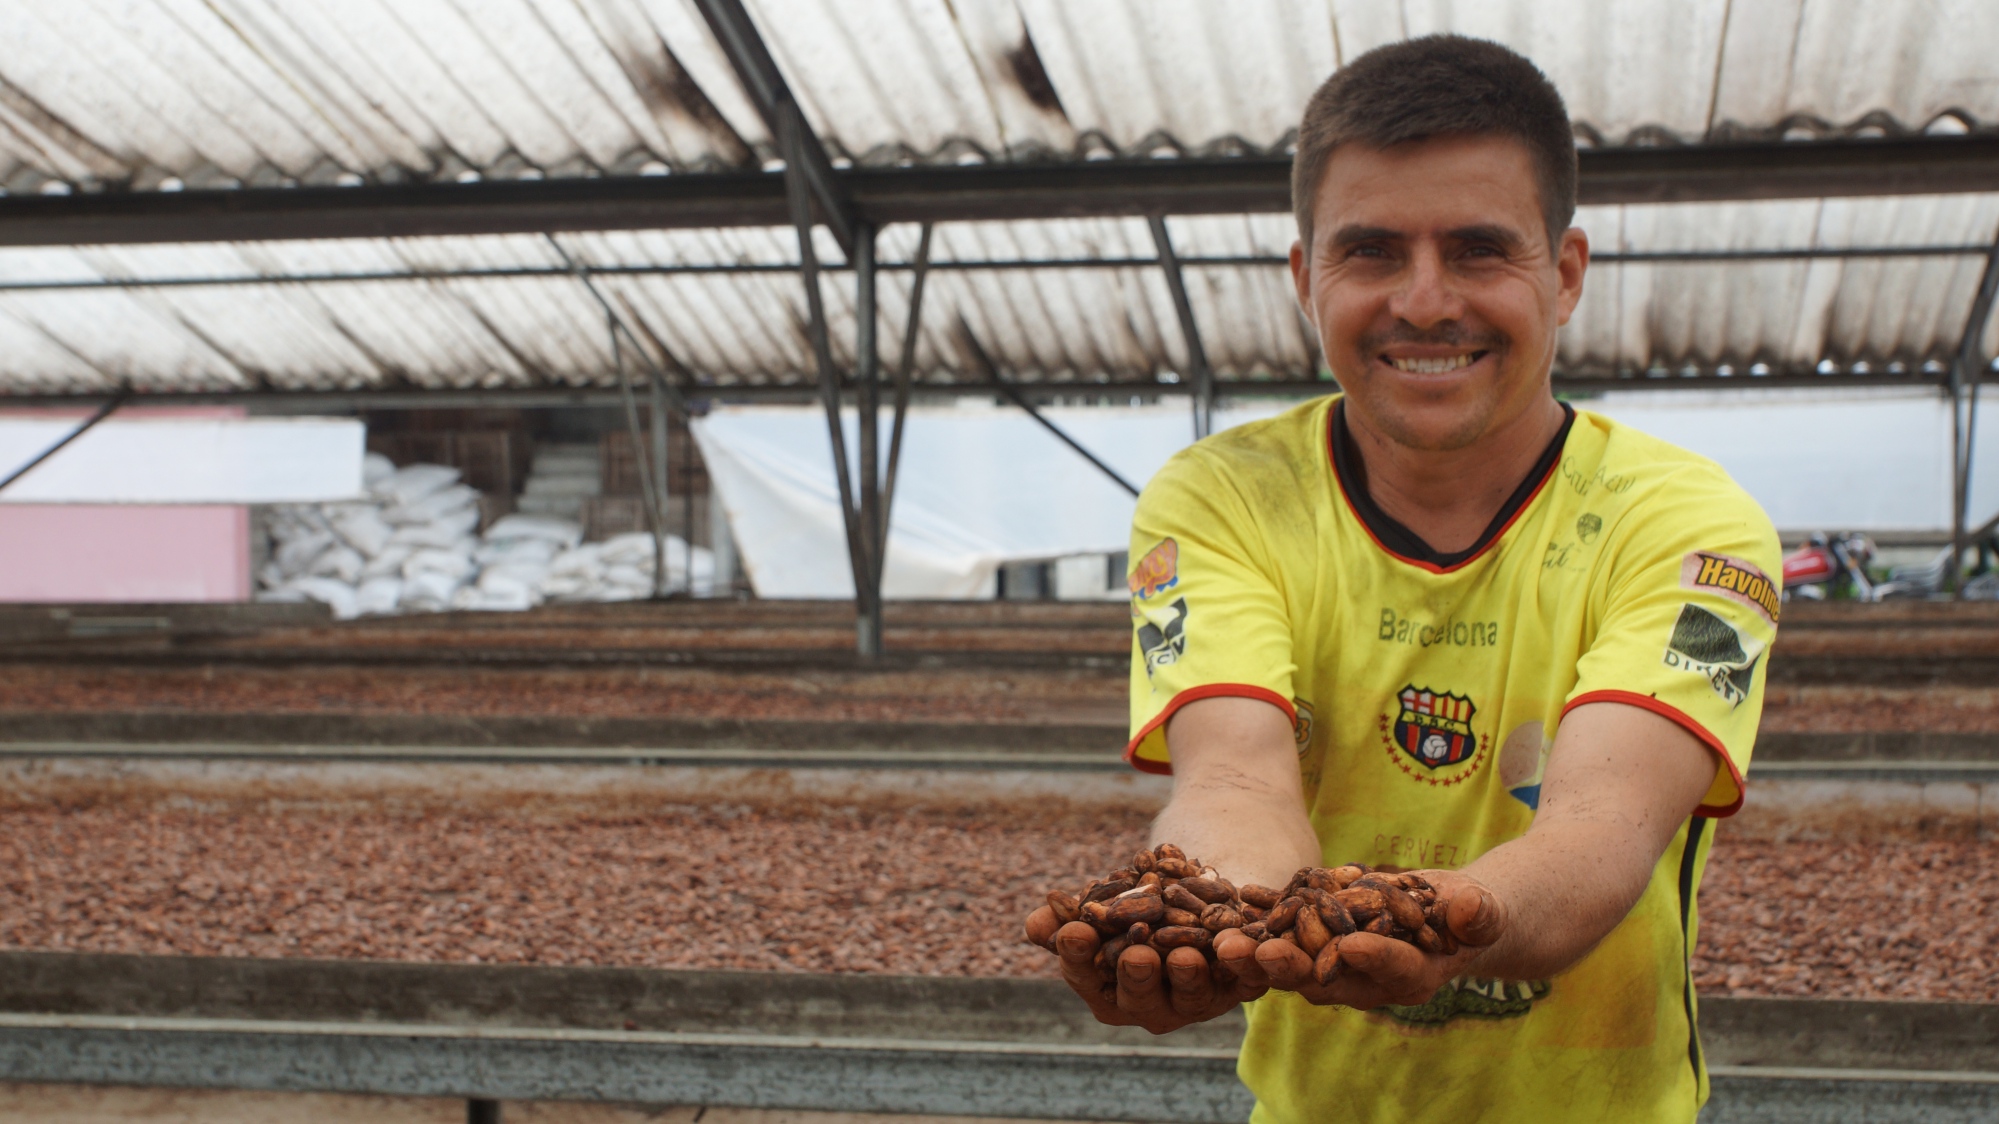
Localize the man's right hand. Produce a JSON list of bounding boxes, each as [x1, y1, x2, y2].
[[1025, 906, 1269, 1034]]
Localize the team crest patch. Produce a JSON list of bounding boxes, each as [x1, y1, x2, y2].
[[1682, 551, 1780, 624], [1664, 603, 1764, 708], [1129, 538, 1179, 599], [1133, 597, 1187, 677], [1378, 685, 1488, 787]]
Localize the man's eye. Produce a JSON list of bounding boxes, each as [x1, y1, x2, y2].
[[1347, 245, 1389, 259]]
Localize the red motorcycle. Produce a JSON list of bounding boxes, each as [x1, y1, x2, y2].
[[1781, 533, 1877, 601]]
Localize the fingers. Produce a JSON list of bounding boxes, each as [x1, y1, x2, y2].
[[1254, 937, 1316, 991], [1335, 932, 1432, 1003], [1024, 905, 1059, 949], [1054, 921, 1111, 1001], [1163, 946, 1214, 1018], [1116, 942, 1170, 1019], [1446, 882, 1507, 948], [1213, 929, 1271, 997]]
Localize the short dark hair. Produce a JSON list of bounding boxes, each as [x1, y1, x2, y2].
[[1291, 35, 1577, 252]]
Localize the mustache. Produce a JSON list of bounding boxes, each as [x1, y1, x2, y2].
[[1357, 326, 1507, 353]]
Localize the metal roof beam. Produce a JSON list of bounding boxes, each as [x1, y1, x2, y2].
[[0, 137, 1994, 247]]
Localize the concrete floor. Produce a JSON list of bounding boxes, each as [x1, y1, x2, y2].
[[0, 1084, 1088, 1124]]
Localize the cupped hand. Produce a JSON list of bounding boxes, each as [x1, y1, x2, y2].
[[1024, 906, 1268, 1034], [1250, 871, 1506, 1010]]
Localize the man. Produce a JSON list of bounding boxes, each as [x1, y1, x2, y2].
[[1024, 35, 1780, 1122]]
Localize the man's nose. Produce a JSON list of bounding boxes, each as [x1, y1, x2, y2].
[[1387, 247, 1464, 329]]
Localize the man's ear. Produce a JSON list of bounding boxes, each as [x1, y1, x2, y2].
[[1289, 238, 1311, 312], [1554, 227, 1589, 326]]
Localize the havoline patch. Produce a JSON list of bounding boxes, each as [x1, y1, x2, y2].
[[1681, 550, 1780, 624], [1133, 597, 1187, 678], [1663, 603, 1764, 707]]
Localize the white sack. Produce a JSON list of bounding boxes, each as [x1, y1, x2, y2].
[[399, 569, 464, 611], [376, 463, 460, 507], [476, 538, 559, 566], [362, 452, 396, 488], [403, 548, 476, 582], [385, 483, 479, 526], [355, 576, 404, 616], [275, 529, 336, 576], [306, 544, 366, 584], [388, 507, 480, 547], [361, 543, 416, 579], [325, 503, 394, 557], [484, 514, 584, 548], [283, 576, 360, 621]]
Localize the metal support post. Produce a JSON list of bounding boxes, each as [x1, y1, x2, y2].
[[956, 320, 1140, 497], [467, 1098, 502, 1124], [0, 383, 131, 494], [880, 222, 933, 564], [648, 372, 672, 592], [853, 222, 884, 656], [1949, 236, 1999, 596], [1148, 215, 1214, 440]]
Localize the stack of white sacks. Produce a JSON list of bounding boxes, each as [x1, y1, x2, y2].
[[258, 453, 715, 619]]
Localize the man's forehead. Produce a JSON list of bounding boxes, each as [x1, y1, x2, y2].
[[1310, 136, 1544, 241]]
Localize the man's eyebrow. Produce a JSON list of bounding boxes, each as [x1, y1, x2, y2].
[[1330, 224, 1400, 246], [1447, 224, 1528, 249]]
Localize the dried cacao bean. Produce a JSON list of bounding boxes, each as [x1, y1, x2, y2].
[[1046, 890, 1081, 924], [1330, 864, 1368, 889], [1380, 886, 1427, 932], [1105, 893, 1166, 929], [1295, 902, 1332, 957], [1313, 936, 1343, 986], [1363, 912, 1396, 937], [1200, 902, 1244, 932], [1163, 906, 1203, 928], [1240, 920, 1270, 942], [1240, 904, 1268, 923], [1155, 857, 1201, 879], [1081, 900, 1117, 935], [1125, 921, 1153, 947], [1084, 878, 1135, 904], [1132, 849, 1157, 874], [1138, 871, 1161, 888], [1238, 884, 1282, 910], [1180, 876, 1233, 904], [1334, 886, 1386, 923], [1317, 895, 1357, 937], [1411, 921, 1445, 954], [1155, 843, 1187, 862], [1097, 934, 1129, 981], [1163, 883, 1208, 914], [1305, 868, 1342, 894], [1265, 896, 1303, 934], [1153, 925, 1213, 950]]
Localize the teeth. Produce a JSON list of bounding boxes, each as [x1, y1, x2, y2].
[[1389, 353, 1477, 374]]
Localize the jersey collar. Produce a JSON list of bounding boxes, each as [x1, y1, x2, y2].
[[1328, 397, 1575, 574]]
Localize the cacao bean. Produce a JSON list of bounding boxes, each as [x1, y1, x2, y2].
[[1081, 900, 1116, 934], [1240, 904, 1268, 923], [1412, 921, 1445, 954], [1334, 886, 1386, 923], [1363, 912, 1396, 937], [1240, 920, 1270, 942], [1155, 857, 1201, 879], [1295, 902, 1332, 957], [1313, 936, 1342, 986], [1180, 876, 1233, 904], [1163, 883, 1208, 914], [1097, 934, 1128, 981], [1305, 868, 1342, 894], [1115, 882, 1163, 900], [1380, 886, 1427, 931], [1317, 896, 1357, 936], [1163, 906, 1203, 928], [1125, 921, 1153, 947], [1265, 896, 1303, 934], [1153, 925, 1213, 950], [1282, 870, 1311, 898], [1110, 868, 1138, 883], [1138, 871, 1162, 888], [1105, 893, 1166, 929], [1238, 884, 1282, 910], [1046, 890, 1081, 924], [1132, 849, 1157, 874], [1331, 864, 1368, 889], [1200, 902, 1244, 932], [1155, 843, 1187, 862], [1398, 872, 1434, 894], [1084, 878, 1135, 904]]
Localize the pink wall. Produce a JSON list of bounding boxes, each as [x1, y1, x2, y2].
[[0, 405, 253, 604]]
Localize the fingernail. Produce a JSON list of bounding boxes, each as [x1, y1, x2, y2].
[[1124, 962, 1154, 984]]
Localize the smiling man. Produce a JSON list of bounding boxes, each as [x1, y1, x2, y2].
[[1024, 35, 1781, 1122]]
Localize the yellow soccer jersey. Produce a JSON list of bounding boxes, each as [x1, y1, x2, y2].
[[1124, 395, 1780, 1124]]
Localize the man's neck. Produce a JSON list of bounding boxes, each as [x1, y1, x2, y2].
[[1344, 396, 1568, 556]]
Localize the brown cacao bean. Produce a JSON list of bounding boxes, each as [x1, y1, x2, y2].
[[1295, 902, 1332, 957], [1105, 893, 1166, 929], [1084, 878, 1135, 904], [1380, 886, 1427, 931], [1240, 904, 1268, 923], [1153, 925, 1213, 950], [1047, 890, 1081, 924], [1305, 868, 1342, 894], [1125, 921, 1153, 947], [1081, 899, 1116, 934], [1138, 871, 1161, 888], [1163, 907, 1202, 928], [1163, 883, 1208, 914], [1313, 936, 1343, 986], [1363, 912, 1396, 937], [1180, 876, 1233, 904], [1155, 843, 1187, 862], [1097, 934, 1128, 981], [1265, 896, 1303, 934], [1331, 864, 1368, 889], [1317, 896, 1357, 936], [1238, 884, 1282, 910], [1412, 921, 1445, 954], [1132, 849, 1157, 874], [1240, 920, 1270, 942], [1200, 902, 1244, 932], [1334, 886, 1386, 923], [1155, 857, 1201, 879]]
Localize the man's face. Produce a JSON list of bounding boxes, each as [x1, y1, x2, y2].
[[1289, 134, 1588, 452]]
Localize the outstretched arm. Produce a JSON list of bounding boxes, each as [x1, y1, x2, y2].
[[1252, 699, 1719, 1005]]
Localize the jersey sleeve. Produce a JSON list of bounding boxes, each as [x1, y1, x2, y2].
[[1563, 470, 1783, 816], [1125, 446, 1298, 773]]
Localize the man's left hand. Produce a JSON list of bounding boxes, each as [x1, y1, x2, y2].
[[1227, 871, 1507, 1009]]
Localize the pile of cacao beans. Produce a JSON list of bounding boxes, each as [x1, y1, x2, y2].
[[1039, 845, 1457, 987]]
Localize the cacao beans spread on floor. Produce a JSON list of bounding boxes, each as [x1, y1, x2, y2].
[[1037, 847, 1456, 986]]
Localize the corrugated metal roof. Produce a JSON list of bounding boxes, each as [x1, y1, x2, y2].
[[0, 195, 1992, 395], [0, 0, 1993, 194]]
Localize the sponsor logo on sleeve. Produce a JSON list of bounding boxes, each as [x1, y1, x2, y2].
[[1682, 550, 1780, 625], [1132, 597, 1187, 677], [1663, 603, 1765, 707], [1377, 685, 1488, 787], [1128, 538, 1179, 599]]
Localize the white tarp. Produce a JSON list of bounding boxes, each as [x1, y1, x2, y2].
[[693, 402, 1287, 598], [698, 389, 1999, 600], [0, 417, 364, 503], [1586, 387, 1999, 533]]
